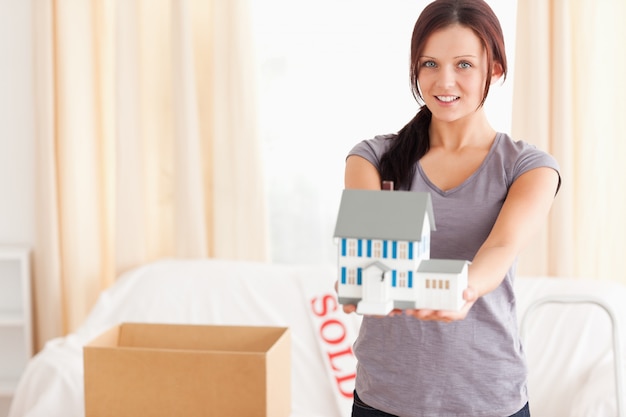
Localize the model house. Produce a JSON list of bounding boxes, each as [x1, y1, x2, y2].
[[333, 188, 469, 315]]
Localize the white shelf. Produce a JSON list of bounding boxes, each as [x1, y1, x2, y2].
[[0, 246, 32, 409], [0, 312, 24, 327]]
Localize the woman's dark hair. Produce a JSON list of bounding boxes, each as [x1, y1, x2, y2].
[[379, 0, 508, 189]]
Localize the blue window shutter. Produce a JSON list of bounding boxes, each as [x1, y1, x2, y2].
[[408, 271, 413, 288], [358, 240, 362, 257], [383, 241, 388, 258], [392, 270, 397, 287], [357, 268, 362, 285], [341, 267, 346, 284], [341, 239, 346, 256], [392, 241, 397, 259], [409, 242, 413, 259], [367, 240, 372, 257]]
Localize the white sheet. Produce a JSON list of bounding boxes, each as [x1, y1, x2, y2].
[[10, 259, 360, 417], [8, 259, 626, 417], [516, 277, 626, 417]]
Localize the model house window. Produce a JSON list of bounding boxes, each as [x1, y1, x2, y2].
[[348, 268, 356, 285], [348, 239, 356, 257], [399, 242, 407, 259], [425, 279, 450, 290], [398, 271, 407, 288], [373, 240, 382, 258]]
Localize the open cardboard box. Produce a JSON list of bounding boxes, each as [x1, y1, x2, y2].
[[83, 322, 291, 417]]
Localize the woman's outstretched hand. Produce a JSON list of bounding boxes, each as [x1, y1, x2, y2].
[[335, 280, 478, 321], [402, 287, 478, 322]]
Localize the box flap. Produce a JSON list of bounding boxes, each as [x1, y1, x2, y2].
[[86, 324, 121, 347]]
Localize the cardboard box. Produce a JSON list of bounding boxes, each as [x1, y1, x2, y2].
[[83, 323, 291, 417]]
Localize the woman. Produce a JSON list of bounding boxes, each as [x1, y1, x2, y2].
[[342, 0, 561, 416]]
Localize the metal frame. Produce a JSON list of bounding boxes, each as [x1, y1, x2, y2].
[[520, 295, 625, 417]]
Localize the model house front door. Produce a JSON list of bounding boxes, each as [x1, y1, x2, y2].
[[363, 268, 390, 304]]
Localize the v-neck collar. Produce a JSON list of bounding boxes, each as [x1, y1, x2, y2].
[[416, 133, 501, 196]]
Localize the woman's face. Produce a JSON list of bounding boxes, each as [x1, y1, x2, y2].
[[417, 24, 498, 123]]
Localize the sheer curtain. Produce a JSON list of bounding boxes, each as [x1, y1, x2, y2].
[[251, 0, 518, 265], [32, 0, 268, 349], [513, 0, 626, 281]]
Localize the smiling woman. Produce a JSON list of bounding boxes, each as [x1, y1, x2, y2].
[[249, 0, 518, 264], [328, 1, 561, 415]]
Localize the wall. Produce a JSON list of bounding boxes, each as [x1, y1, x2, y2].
[[0, 0, 36, 248]]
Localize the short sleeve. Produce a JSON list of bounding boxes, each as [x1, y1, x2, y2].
[[509, 139, 562, 194], [346, 134, 396, 170]]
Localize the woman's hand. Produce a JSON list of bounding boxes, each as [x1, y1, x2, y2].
[[335, 280, 357, 314], [336, 279, 478, 321], [341, 302, 357, 314], [335, 280, 405, 316], [403, 287, 478, 322], [343, 304, 407, 317]]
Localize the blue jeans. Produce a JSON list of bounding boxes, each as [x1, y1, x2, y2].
[[351, 391, 531, 417]]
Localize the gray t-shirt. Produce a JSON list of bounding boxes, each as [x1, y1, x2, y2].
[[348, 132, 560, 417]]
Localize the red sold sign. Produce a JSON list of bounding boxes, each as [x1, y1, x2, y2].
[[310, 293, 359, 400]]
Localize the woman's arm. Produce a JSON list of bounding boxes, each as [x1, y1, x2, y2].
[[344, 155, 382, 190], [341, 155, 559, 321], [410, 166, 560, 321], [469, 166, 560, 297]]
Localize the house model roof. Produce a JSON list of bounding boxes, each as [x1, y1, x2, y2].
[[417, 259, 468, 274], [333, 189, 436, 242]]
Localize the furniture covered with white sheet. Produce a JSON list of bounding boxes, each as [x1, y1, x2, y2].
[[8, 259, 626, 417]]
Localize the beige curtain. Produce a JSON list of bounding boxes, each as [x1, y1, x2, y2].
[[513, 0, 626, 281], [32, 0, 268, 350]]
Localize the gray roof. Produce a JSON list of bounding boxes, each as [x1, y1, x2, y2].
[[333, 189, 436, 241], [417, 259, 469, 274]]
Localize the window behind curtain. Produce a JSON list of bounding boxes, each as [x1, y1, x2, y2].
[[250, 0, 518, 265]]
